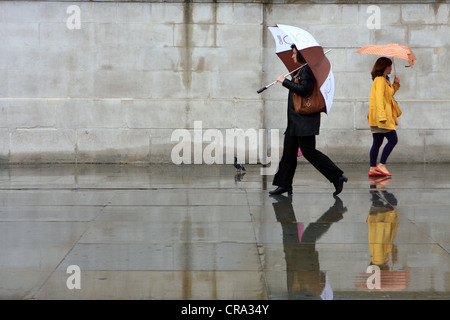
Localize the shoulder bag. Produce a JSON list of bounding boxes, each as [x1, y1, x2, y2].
[[292, 69, 326, 115]]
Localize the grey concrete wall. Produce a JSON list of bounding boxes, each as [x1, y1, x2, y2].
[[0, 1, 449, 164]]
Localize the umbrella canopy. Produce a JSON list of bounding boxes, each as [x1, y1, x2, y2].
[[356, 43, 416, 67], [268, 24, 335, 114]]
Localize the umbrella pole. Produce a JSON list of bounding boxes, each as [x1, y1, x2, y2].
[[257, 66, 303, 94], [393, 58, 396, 78]]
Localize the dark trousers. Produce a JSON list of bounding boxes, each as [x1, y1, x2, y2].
[[273, 135, 343, 188], [370, 131, 398, 167]]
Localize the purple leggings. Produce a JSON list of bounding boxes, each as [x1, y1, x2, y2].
[[370, 131, 398, 167]]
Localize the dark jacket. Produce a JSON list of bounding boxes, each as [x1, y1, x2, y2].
[[282, 65, 321, 137]]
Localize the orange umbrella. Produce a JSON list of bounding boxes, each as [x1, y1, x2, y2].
[[356, 43, 416, 68]]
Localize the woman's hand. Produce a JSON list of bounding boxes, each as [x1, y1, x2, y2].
[[276, 75, 286, 83], [394, 76, 400, 84]]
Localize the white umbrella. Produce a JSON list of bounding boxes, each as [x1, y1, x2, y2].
[[260, 24, 335, 114]]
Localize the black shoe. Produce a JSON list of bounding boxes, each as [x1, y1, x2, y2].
[[333, 175, 348, 197], [269, 186, 293, 195]]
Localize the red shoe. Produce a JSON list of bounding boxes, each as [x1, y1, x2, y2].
[[368, 170, 382, 177], [369, 176, 391, 185], [376, 177, 392, 184], [375, 166, 391, 176]]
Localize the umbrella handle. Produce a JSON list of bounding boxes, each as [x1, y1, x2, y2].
[[257, 87, 267, 94], [257, 80, 277, 93]]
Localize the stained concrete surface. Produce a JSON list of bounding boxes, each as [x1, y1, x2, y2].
[[0, 162, 449, 300]]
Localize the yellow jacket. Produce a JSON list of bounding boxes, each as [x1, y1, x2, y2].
[[368, 76, 400, 130], [367, 209, 399, 266]]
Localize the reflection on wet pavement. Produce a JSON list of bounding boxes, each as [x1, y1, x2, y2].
[[0, 163, 449, 299], [270, 194, 347, 300], [354, 178, 410, 293]]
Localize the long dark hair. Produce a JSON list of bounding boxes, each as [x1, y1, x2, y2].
[[291, 44, 307, 64], [371, 57, 392, 80]]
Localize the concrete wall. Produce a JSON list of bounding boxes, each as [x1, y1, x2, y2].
[[0, 1, 449, 164]]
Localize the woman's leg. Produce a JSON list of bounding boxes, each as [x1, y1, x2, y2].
[[298, 136, 344, 183], [272, 134, 299, 189], [370, 133, 384, 168], [376, 131, 398, 175], [379, 130, 398, 165]]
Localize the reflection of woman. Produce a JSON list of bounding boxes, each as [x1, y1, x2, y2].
[[368, 178, 398, 269], [271, 194, 347, 299], [270, 44, 347, 197], [358, 179, 410, 291], [368, 57, 401, 177]]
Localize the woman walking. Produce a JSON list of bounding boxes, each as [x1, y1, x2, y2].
[[368, 57, 401, 177], [269, 45, 347, 197]]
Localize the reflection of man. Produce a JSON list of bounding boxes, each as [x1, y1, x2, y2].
[[271, 195, 347, 299]]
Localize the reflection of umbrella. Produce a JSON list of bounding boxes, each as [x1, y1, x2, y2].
[[259, 24, 335, 114], [356, 43, 416, 73]]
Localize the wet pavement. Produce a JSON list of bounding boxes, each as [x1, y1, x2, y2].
[[0, 162, 449, 300]]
